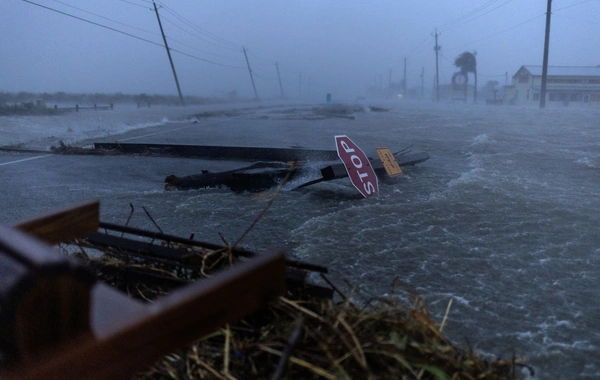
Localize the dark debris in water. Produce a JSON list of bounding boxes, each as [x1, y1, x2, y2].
[[368, 106, 390, 112], [269, 104, 365, 121], [50, 141, 119, 155], [191, 110, 244, 118]]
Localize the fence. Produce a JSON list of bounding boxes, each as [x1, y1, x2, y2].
[[53, 103, 114, 112]]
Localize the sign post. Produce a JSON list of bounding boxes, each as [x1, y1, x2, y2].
[[334, 135, 379, 197]]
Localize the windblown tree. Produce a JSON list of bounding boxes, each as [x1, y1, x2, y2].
[[454, 51, 477, 103]]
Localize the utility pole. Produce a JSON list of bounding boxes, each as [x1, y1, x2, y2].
[[275, 62, 285, 99], [540, 0, 552, 109], [433, 30, 441, 102], [299, 72, 302, 99], [421, 66, 424, 100], [153, 1, 184, 105], [403, 57, 407, 96], [242, 47, 259, 100]]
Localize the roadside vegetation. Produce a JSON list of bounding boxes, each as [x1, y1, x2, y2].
[[0, 91, 243, 115], [0, 101, 65, 116]]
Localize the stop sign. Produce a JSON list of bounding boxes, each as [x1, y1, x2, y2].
[[334, 135, 379, 197]]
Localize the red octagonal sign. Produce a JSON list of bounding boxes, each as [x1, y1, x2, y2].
[[335, 135, 379, 197]]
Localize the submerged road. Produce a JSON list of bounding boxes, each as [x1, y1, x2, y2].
[[0, 148, 248, 226], [3, 103, 600, 379], [0, 105, 366, 229]]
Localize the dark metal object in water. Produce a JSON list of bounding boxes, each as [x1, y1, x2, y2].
[[164, 150, 430, 192]]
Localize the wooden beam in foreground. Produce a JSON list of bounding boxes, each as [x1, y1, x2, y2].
[[14, 200, 99, 245], [5, 250, 286, 380]]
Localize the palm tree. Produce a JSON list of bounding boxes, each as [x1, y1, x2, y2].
[[454, 51, 477, 103]]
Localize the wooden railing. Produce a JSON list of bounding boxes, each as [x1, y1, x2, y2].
[[52, 104, 114, 112], [0, 201, 285, 379]]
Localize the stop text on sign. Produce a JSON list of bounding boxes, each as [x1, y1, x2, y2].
[[335, 135, 379, 198]]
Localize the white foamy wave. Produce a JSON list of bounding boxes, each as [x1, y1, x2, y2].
[[471, 133, 490, 146], [466, 153, 484, 168], [39, 119, 169, 150], [102, 120, 168, 138], [516, 330, 538, 340], [581, 364, 600, 378], [546, 340, 596, 351], [0, 104, 196, 150], [452, 295, 471, 306], [576, 156, 600, 169], [447, 168, 485, 188]]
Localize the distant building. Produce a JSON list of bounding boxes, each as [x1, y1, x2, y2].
[[507, 65, 600, 107]]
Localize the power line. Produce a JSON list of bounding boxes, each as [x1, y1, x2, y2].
[[440, 0, 514, 33], [252, 69, 277, 81], [50, 0, 158, 36], [156, 2, 241, 50], [21, 0, 246, 69], [118, 0, 152, 10], [408, 34, 433, 56], [440, 52, 454, 65], [247, 49, 277, 66], [154, 2, 289, 75], [553, 13, 600, 26], [22, 0, 163, 47], [159, 15, 243, 62], [155, 6, 278, 71], [554, 0, 597, 12], [151, 1, 283, 72], [157, 7, 240, 52], [170, 48, 245, 69], [438, 0, 499, 31], [447, 13, 545, 51]]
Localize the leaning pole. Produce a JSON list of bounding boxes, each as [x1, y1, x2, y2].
[[153, 1, 185, 106], [540, 0, 552, 109]]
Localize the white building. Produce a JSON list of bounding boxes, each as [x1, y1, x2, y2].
[[507, 65, 600, 107]]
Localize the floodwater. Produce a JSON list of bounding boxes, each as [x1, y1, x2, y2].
[[1, 101, 600, 379]]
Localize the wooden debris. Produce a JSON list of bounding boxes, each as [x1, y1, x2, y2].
[[15, 200, 100, 245], [74, 232, 529, 379], [0, 203, 287, 379], [368, 106, 390, 112], [5, 250, 286, 380], [0, 225, 94, 366], [0, 201, 530, 379]]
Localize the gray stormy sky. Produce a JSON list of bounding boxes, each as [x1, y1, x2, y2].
[[1, 0, 599, 100]]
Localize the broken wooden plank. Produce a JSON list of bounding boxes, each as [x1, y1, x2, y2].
[[92, 223, 329, 273], [83, 233, 198, 262], [14, 200, 100, 245], [81, 232, 331, 298], [5, 250, 286, 380], [98, 222, 257, 258], [0, 224, 95, 365], [0, 224, 79, 270]]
